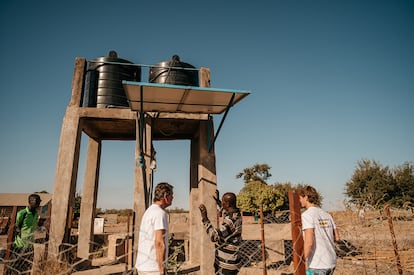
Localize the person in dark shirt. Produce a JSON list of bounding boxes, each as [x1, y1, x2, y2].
[[199, 192, 242, 275]]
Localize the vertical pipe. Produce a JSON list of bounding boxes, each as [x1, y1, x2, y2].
[[288, 190, 306, 275], [260, 203, 267, 275], [384, 204, 403, 275], [138, 86, 148, 208]]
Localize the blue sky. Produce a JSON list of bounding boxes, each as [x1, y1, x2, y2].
[[1, 1, 413, 211]]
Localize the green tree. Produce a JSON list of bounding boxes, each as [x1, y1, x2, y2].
[[74, 192, 82, 215], [392, 162, 414, 208], [237, 181, 284, 213], [345, 159, 406, 209], [236, 163, 272, 183], [272, 182, 293, 210], [271, 182, 324, 209], [236, 163, 325, 213]]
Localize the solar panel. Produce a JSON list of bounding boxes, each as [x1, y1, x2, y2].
[[123, 81, 250, 114]]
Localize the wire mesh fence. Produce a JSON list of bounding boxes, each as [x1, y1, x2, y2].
[[1, 205, 413, 274], [330, 206, 414, 275]]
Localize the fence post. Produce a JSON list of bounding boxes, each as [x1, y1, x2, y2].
[[384, 204, 403, 275], [126, 209, 131, 272], [288, 190, 306, 275], [3, 206, 17, 275], [260, 203, 267, 275]]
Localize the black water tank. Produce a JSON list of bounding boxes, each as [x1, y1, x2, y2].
[[83, 51, 141, 108], [149, 55, 198, 86]]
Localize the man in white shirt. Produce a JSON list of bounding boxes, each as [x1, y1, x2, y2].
[[135, 182, 174, 275], [298, 185, 340, 275]]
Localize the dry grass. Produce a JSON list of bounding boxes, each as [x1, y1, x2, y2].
[[1, 209, 413, 274], [32, 258, 72, 275], [331, 210, 414, 274]]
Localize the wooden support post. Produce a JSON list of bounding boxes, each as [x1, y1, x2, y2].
[[260, 203, 267, 275], [3, 206, 17, 275], [384, 204, 403, 275], [288, 190, 306, 275]]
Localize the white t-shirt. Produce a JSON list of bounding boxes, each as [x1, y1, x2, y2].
[[135, 204, 169, 272], [302, 206, 337, 269]]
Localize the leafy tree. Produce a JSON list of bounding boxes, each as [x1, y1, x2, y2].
[[168, 207, 188, 213], [236, 163, 324, 213], [118, 209, 134, 216], [391, 162, 414, 208], [271, 182, 324, 209], [74, 192, 82, 215], [345, 159, 412, 209], [272, 182, 294, 210], [237, 180, 284, 213], [105, 209, 119, 214], [236, 163, 272, 183]]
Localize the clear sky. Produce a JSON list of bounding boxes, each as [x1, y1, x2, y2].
[[1, 1, 413, 211]]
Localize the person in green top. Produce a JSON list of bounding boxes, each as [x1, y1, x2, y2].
[[7, 193, 42, 274]]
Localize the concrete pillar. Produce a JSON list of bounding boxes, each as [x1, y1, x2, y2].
[[189, 118, 217, 274], [78, 137, 101, 259], [49, 57, 85, 259], [107, 234, 128, 262], [32, 243, 46, 274], [69, 58, 86, 107], [49, 107, 82, 258], [132, 113, 153, 266]]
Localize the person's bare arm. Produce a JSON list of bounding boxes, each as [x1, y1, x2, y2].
[[155, 229, 166, 274], [333, 227, 340, 242], [303, 228, 314, 261]]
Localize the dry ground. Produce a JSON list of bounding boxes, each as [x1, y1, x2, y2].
[[153, 210, 414, 274], [1, 210, 413, 274], [330, 210, 414, 274]]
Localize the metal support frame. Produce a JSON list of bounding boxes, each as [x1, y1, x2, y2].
[[138, 85, 149, 207], [208, 93, 235, 152]]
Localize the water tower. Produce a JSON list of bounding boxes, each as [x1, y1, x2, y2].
[[48, 52, 249, 274]]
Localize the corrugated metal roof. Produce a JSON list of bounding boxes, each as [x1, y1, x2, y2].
[[0, 193, 52, 207]]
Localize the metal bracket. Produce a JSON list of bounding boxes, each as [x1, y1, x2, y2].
[[208, 93, 236, 152]]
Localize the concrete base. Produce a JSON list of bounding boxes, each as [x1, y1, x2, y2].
[[107, 233, 129, 263]]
